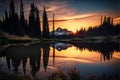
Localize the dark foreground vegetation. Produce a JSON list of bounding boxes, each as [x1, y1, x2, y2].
[[0, 68, 119, 80], [0, 71, 32, 80]]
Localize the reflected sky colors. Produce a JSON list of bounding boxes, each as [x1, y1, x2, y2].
[[0, 0, 119, 32], [49, 46, 120, 63], [0, 43, 119, 79]]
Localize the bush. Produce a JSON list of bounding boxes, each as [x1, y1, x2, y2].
[[48, 68, 81, 80], [68, 68, 81, 80]]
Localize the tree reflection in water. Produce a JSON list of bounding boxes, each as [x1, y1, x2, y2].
[[0, 42, 119, 77]]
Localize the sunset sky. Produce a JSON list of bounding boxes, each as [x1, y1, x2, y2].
[[0, 0, 119, 32]]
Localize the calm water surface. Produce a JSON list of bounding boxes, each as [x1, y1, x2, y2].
[[0, 42, 120, 80]]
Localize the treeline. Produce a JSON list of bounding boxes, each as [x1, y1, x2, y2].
[[76, 16, 120, 37], [0, 0, 49, 38]]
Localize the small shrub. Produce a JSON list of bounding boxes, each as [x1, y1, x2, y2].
[[48, 68, 81, 80], [48, 70, 71, 80], [68, 68, 81, 80]]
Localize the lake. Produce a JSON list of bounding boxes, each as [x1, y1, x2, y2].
[[0, 42, 120, 80]]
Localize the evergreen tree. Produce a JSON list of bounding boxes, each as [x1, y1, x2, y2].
[[29, 3, 41, 38], [20, 0, 25, 36], [9, 0, 15, 34], [8, 0, 21, 36], [14, 13, 20, 36], [29, 3, 36, 37], [25, 19, 29, 35], [42, 6, 49, 38], [9, 0, 15, 17], [5, 10, 8, 21], [35, 7, 41, 38]]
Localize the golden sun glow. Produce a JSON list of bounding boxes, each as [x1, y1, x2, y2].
[[49, 46, 101, 63], [48, 14, 120, 32], [49, 18, 99, 32], [49, 46, 120, 64], [36, 1, 120, 32]]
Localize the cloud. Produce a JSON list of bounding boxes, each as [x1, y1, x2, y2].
[[48, 19, 67, 22], [48, 13, 97, 23], [36, 0, 97, 23], [0, 0, 96, 21], [114, 17, 120, 21], [61, 13, 97, 20], [113, 17, 120, 24]]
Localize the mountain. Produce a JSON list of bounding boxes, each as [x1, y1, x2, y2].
[[50, 27, 73, 36]]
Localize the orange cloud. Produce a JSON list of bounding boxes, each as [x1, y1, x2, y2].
[[114, 17, 120, 25], [48, 13, 97, 22], [48, 13, 100, 32]]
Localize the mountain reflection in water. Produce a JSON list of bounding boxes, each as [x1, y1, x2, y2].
[[0, 42, 120, 79]]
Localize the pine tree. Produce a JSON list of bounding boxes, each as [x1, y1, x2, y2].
[[35, 7, 41, 38], [5, 10, 8, 21], [9, 0, 21, 36], [29, 3, 36, 37], [20, 0, 25, 36], [14, 13, 20, 36], [25, 19, 29, 35], [42, 6, 49, 38], [29, 3, 41, 38], [9, 0, 15, 34], [9, 0, 15, 17]]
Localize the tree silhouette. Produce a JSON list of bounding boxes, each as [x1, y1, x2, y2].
[[35, 7, 41, 38], [9, 0, 15, 34], [1, 10, 9, 33], [76, 16, 120, 38], [42, 6, 49, 38], [29, 3, 35, 37], [14, 13, 20, 36], [6, 0, 22, 36], [9, 0, 15, 17], [19, 0, 26, 36], [5, 10, 8, 21], [28, 3, 41, 38]]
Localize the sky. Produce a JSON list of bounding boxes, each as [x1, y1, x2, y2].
[[0, 0, 120, 32]]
